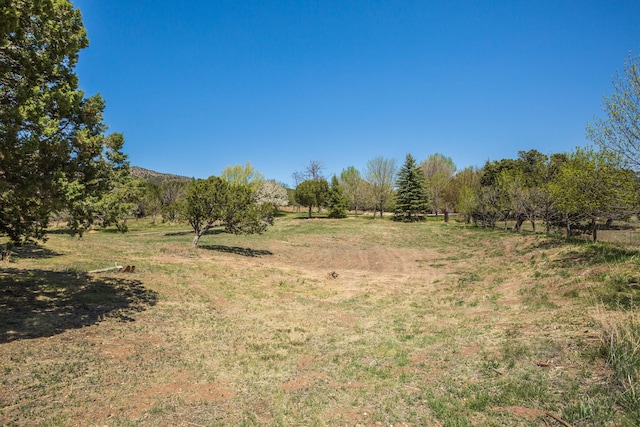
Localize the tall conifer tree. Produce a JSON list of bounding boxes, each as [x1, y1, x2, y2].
[[394, 154, 429, 222]]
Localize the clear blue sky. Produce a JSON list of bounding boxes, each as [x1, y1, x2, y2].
[[73, 0, 639, 187]]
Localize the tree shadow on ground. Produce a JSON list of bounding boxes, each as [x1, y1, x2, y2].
[[4, 245, 61, 260], [528, 237, 568, 251], [0, 268, 158, 343], [165, 229, 225, 237], [293, 216, 329, 220], [555, 244, 640, 268], [200, 245, 273, 257]]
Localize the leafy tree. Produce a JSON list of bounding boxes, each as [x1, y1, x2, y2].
[[455, 185, 477, 224], [366, 156, 397, 218], [294, 179, 329, 218], [52, 132, 136, 236], [327, 175, 348, 218], [340, 166, 367, 215], [220, 162, 263, 192], [479, 158, 520, 187], [394, 154, 428, 222], [0, 1, 128, 243], [549, 147, 638, 242], [446, 166, 481, 223], [253, 180, 289, 210], [182, 177, 273, 247], [587, 52, 640, 171], [420, 153, 456, 216]]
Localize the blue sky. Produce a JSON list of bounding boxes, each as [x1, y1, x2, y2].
[[73, 0, 639, 187]]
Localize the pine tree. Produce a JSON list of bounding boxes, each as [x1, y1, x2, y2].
[[394, 154, 429, 222], [327, 175, 349, 218]]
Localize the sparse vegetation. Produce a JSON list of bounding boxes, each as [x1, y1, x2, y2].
[[1, 215, 639, 425]]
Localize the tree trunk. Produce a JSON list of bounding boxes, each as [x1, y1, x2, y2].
[[192, 232, 203, 247], [592, 219, 598, 243], [444, 209, 449, 223], [308, 206, 312, 218]]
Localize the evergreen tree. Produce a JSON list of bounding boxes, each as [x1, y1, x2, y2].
[[0, 1, 128, 243], [394, 154, 429, 222], [327, 175, 348, 218]]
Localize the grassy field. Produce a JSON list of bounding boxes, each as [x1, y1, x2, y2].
[[1, 213, 640, 426]]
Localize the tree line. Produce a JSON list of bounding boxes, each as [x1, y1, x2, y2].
[[2, 1, 640, 247]]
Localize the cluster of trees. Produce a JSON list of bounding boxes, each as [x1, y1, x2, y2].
[[287, 52, 640, 243], [3, 0, 639, 247], [289, 144, 639, 242], [290, 153, 456, 222], [455, 148, 638, 242], [138, 163, 289, 247]]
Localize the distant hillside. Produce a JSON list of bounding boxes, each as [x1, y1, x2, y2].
[[130, 166, 192, 185]]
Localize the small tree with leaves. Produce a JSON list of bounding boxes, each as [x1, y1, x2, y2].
[[294, 179, 329, 218], [394, 154, 429, 222], [549, 147, 638, 242], [420, 153, 456, 216], [182, 177, 273, 247], [340, 166, 367, 215]]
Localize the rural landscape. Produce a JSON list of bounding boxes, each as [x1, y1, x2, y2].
[[2, 211, 640, 426], [2, 1, 640, 426]]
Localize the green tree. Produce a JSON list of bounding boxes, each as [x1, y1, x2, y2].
[[394, 154, 428, 222], [0, 0, 127, 243], [137, 181, 162, 222], [550, 147, 638, 242], [420, 153, 456, 216], [587, 52, 640, 171], [294, 179, 329, 218], [446, 166, 481, 223], [62, 132, 139, 235], [340, 166, 367, 215], [327, 175, 348, 218], [220, 162, 263, 192], [182, 177, 273, 247]]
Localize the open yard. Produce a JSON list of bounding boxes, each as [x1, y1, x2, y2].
[[1, 214, 639, 426]]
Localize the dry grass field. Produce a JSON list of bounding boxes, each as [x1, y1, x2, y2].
[[1, 214, 640, 426]]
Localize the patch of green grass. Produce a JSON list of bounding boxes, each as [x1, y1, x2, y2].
[[519, 283, 559, 309]]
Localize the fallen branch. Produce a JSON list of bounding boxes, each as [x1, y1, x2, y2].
[[88, 265, 123, 274], [545, 411, 573, 427]]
